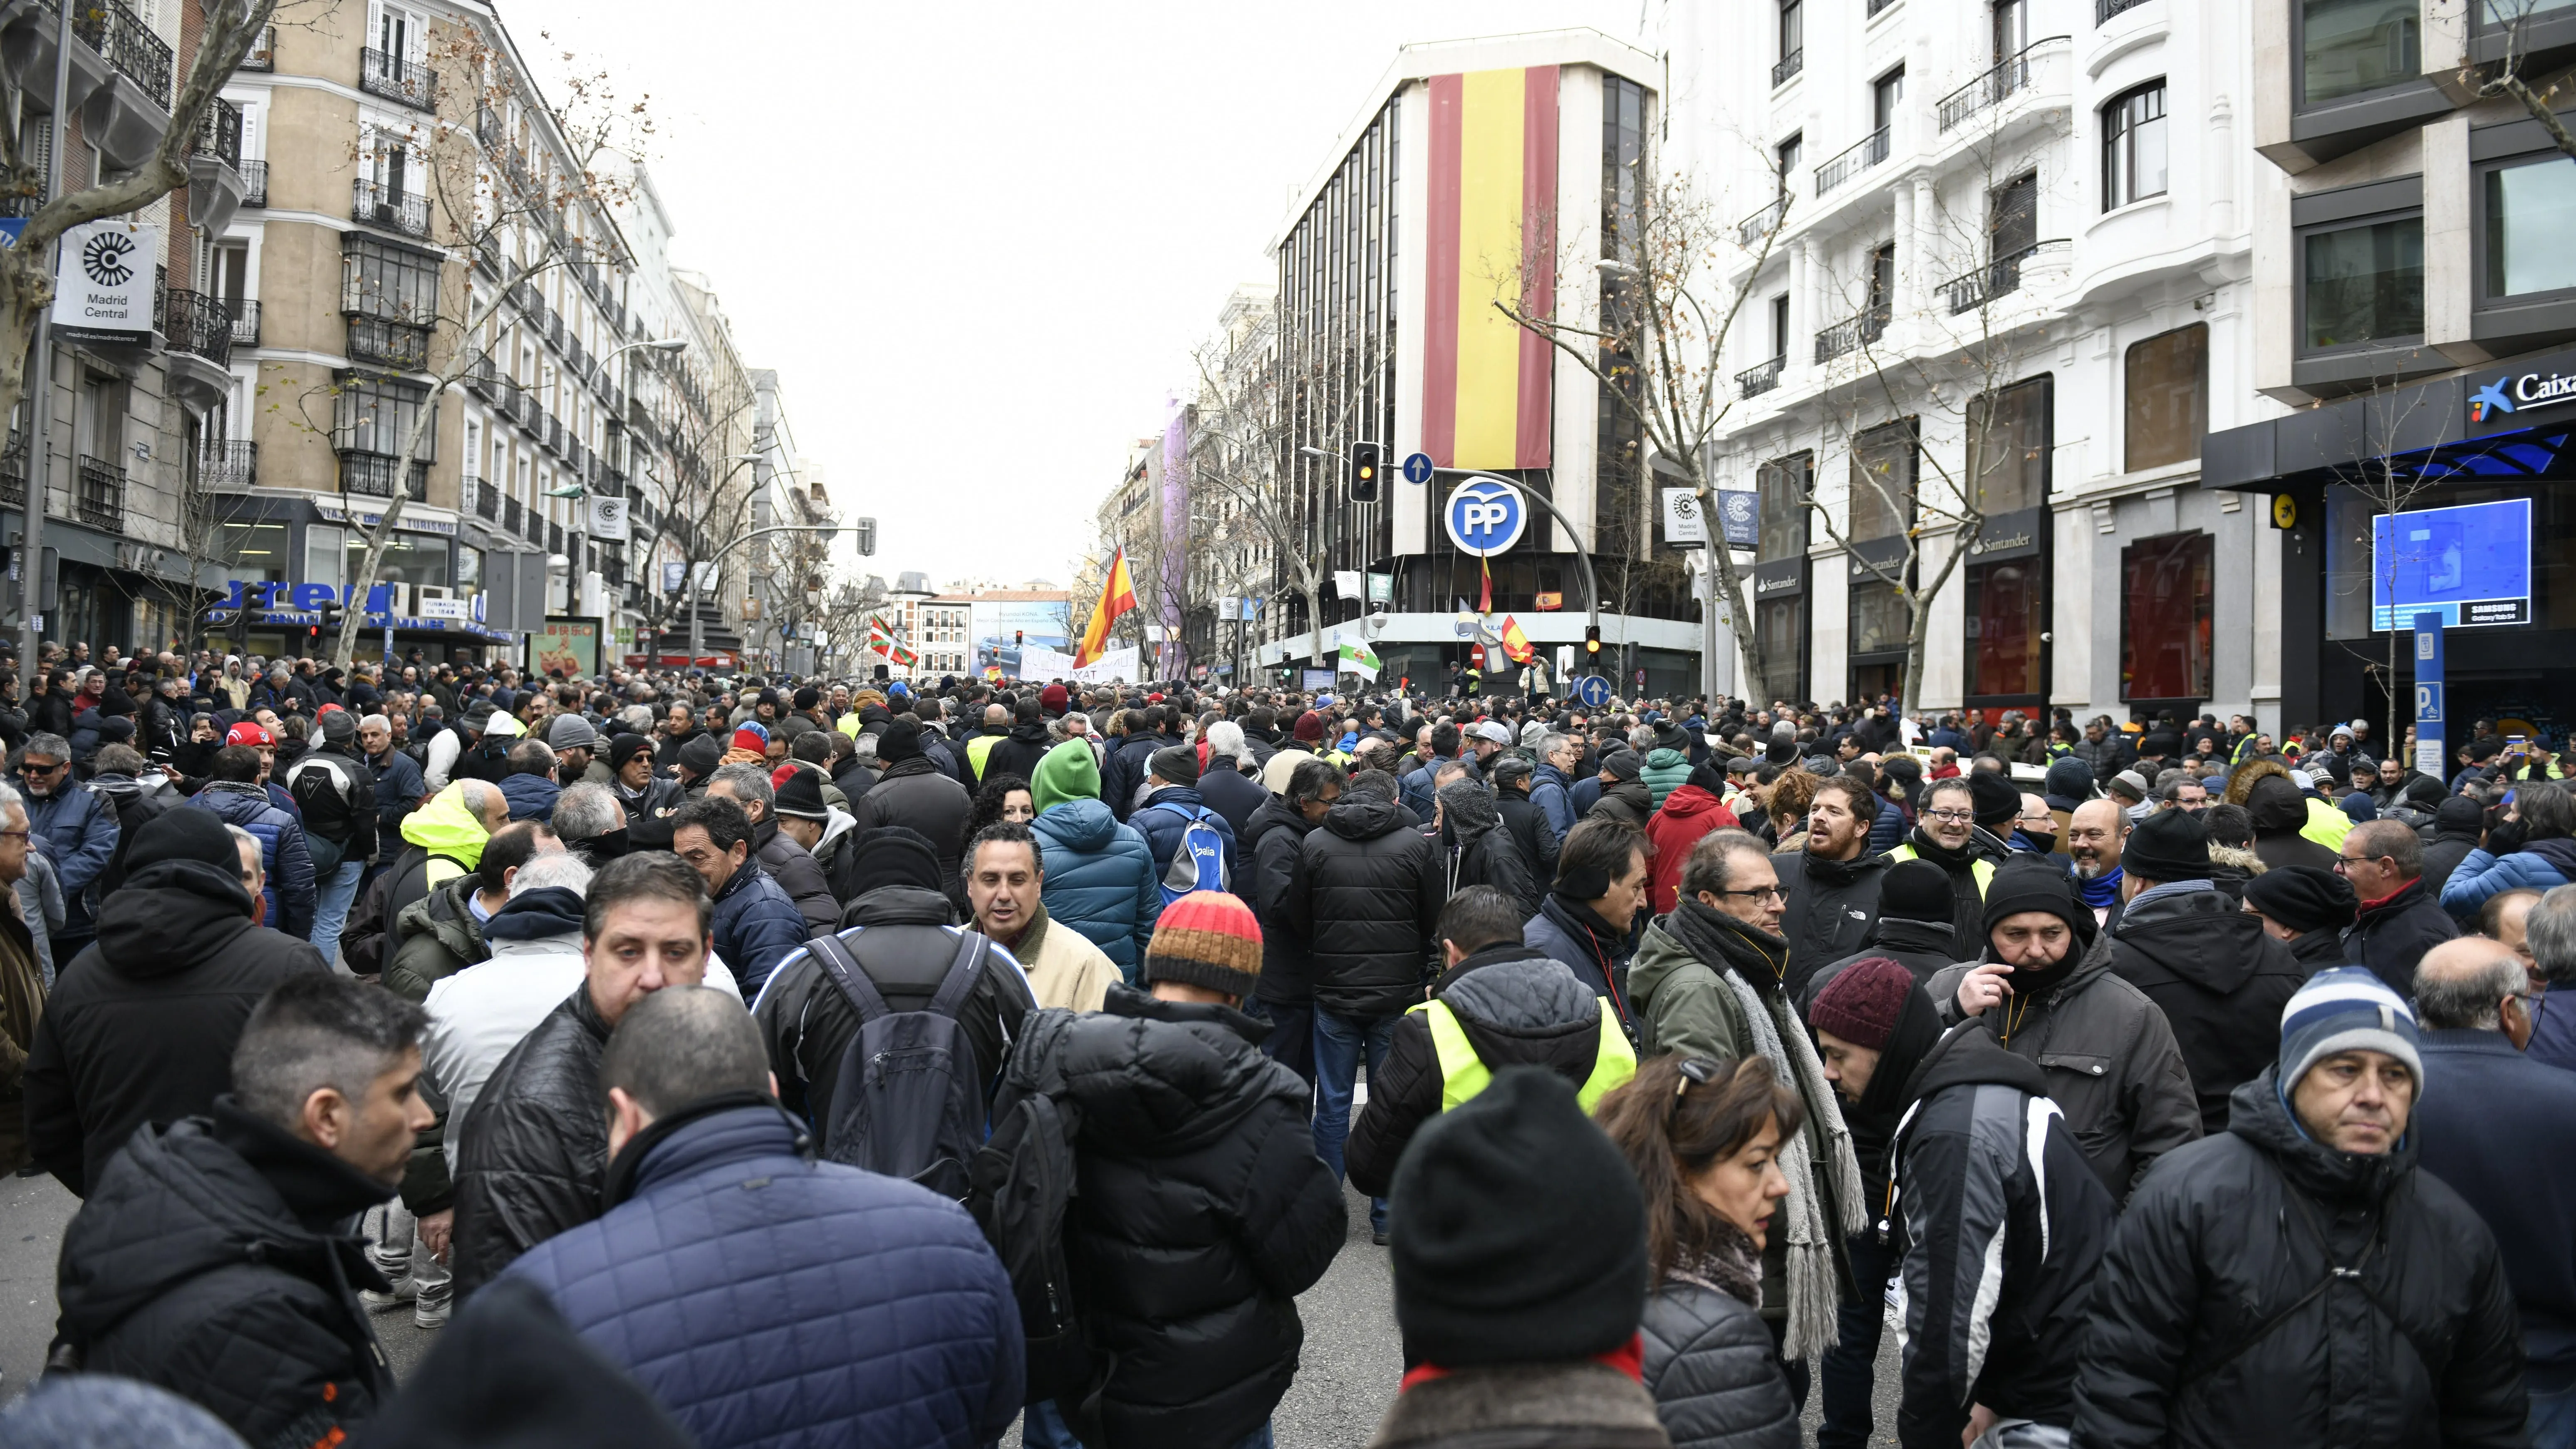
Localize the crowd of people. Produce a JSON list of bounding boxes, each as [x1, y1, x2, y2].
[[0, 643, 2566, 1449]]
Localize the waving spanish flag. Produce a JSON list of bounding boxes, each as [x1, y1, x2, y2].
[[1499, 614, 1534, 665], [1076, 548, 1138, 667]]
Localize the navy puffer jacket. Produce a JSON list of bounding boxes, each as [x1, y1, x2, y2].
[[710, 859, 810, 1000], [506, 1102, 1023, 1448], [1030, 798, 1159, 978], [185, 780, 316, 938]]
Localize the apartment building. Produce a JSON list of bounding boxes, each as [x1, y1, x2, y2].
[[1661, 0, 2281, 721], [1183, 282, 1276, 684], [743, 366, 835, 673], [2198, 0, 2576, 738]]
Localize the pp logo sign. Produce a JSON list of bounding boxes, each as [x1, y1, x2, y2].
[[1444, 477, 1528, 557]]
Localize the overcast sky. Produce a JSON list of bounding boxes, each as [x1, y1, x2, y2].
[[498, 0, 1642, 589]]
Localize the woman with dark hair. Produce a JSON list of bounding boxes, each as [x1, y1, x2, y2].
[[968, 771, 1034, 833], [1598, 1054, 1802, 1449]]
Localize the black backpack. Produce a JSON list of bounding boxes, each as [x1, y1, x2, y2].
[[968, 1008, 1102, 1414], [805, 929, 990, 1199]]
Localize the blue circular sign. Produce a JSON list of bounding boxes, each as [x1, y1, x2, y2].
[[1575, 674, 1612, 707], [1402, 451, 1436, 485], [1444, 477, 1528, 557]]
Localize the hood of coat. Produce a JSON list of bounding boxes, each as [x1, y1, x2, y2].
[[1898, 1017, 2049, 1112], [843, 884, 958, 928], [2113, 885, 2274, 993], [1865, 914, 1957, 957], [1322, 794, 1411, 842], [1437, 780, 1501, 847], [1030, 738, 1103, 817], [2227, 1064, 2420, 1205], [395, 873, 484, 963], [92, 859, 256, 978], [402, 785, 493, 868], [56, 1100, 389, 1342], [1031, 795, 1122, 853], [483, 885, 587, 942], [1645, 746, 1689, 773], [498, 773, 561, 822], [1007, 720, 1052, 748], [1435, 945, 1594, 1027], [1060, 983, 1292, 1155], [1656, 784, 1730, 825]]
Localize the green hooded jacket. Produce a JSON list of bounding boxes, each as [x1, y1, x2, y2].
[[1641, 748, 1693, 810], [1625, 919, 1756, 1064], [401, 783, 493, 892], [1031, 738, 1102, 816]]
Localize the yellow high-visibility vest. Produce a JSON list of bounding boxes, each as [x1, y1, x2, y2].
[[1408, 995, 1637, 1112], [1885, 843, 1998, 896]]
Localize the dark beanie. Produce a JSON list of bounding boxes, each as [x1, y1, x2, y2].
[[1879, 859, 1954, 923], [1764, 737, 1799, 766], [2435, 795, 2485, 833], [1811, 957, 1915, 1051], [843, 827, 946, 901], [878, 717, 924, 763], [793, 686, 820, 711], [124, 808, 242, 872], [1149, 743, 1201, 788], [1968, 769, 2022, 829], [2244, 864, 2357, 934], [606, 733, 654, 773], [676, 733, 724, 779], [1390, 1067, 1646, 1367], [2123, 807, 2213, 884], [772, 768, 829, 822], [1980, 854, 2087, 942], [1603, 750, 1642, 782]]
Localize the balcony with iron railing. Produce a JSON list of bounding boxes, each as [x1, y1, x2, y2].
[[1736, 356, 1786, 398], [360, 47, 437, 112], [1816, 126, 1891, 196], [228, 299, 260, 347], [504, 494, 525, 536], [238, 159, 266, 206], [352, 177, 429, 238], [195, 97, 242, 169], [338, 451, 429, 501], [77, 455, 124, 533], [1814, 303, 1890, 363], [1737, 196, 1786, 249], [2097, 0, 2152, 21], [159, 288, 232, 365], [1772, 50, 1803, 87], [200, 438, 257, 491], [1938, 239, 2071, 314], [238, 25, 274, 71], [0, 430, 24, 509], [1938, 37, 2068, 132], [93, 0, 171, 106], [474, 475, 499, 520], [347, 316, 429, 371]]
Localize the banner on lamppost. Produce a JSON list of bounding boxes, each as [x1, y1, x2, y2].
[[53, 221, 160, 347], [587, 494, 630, 540]]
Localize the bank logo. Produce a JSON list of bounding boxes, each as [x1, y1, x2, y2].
[[2470, 376, 2516, 424]]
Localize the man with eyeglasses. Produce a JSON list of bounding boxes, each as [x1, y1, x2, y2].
[[1884, 776, 2008, 962], [2336, 817, 2460, 997], [16, 731, 118, 964]]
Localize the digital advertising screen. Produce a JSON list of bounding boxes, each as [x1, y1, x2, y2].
[[2371, 498, 2533, 630]]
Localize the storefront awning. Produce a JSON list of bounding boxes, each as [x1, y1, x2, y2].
[[2205, 347, 2576, 492]]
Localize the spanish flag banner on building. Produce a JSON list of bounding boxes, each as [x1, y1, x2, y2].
[[1077, 549, 1139, 667], [1423, 65, 1558, 472]]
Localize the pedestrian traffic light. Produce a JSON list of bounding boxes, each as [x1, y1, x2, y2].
[[1348, 441, 1381, 503], [1584, 623, 1601, 656]]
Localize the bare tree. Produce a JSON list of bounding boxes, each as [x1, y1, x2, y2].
[[629, 378, 758, 659], [2317, 360, 2455, 753], [286, 20, 651, 669]]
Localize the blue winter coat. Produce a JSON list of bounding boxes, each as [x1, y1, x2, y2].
[[24, 779, 118, 936], [507, 1105, 1023, 1449], [1130, 785, 1246, 902], [2440, 842, 2576, 919], [369, 748, 425, 837], [1867, 795, 1908, 855], [1031, 798, 1160, 979], [1101, 732, 1169, 824], [185, 781, 317, 939], [710, 860, 811, 999], [498, 773, 561, 823], [1531, 763, 1578, 840]]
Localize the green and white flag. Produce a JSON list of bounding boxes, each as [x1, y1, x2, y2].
[[1338, 640, 1381, 674]]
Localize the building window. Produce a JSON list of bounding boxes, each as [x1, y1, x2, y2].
[[1848, 418, 1917, 540], [1850, 576, 1910, 655], [2483, 151, 2576, 300], [2301, 0, 2420, 107], [2302, 214, 2424, 350], [2124, 324, 2207, 471], [1777, 0, 1803, 77], [2102, 81, 2168, 211], [1756, 596, 1807, 701], [1775, 132, 1801, 187], [2120, 531, 2214, 701], [332, 372, 436, 460], [1758, 453, 1811, 560], [1873, 67, 1905, 135], [341, 233, 440, 322], [1965, 559, 2044, 697], [1971, 375, 2051, 512]]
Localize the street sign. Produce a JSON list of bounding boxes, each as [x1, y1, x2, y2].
[[1576, 674, 1612, 707], [1402, 452, 1434, 485], [2414, 611, 2446, 779], [1443, 476, 1528, 556], [2413, 682, 2444, 723]]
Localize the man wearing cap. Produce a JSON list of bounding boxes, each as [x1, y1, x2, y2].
[[543, 713, 612, 788], [771, 767, 858, 894], [2107, 809, 2307, 1136], [1585, 748, 1655, 828], [2243, 863, 2358, 968], [2074, 967, 2526, 1447], [23, 810, 331, 1194], [1131, 743, 1245, 903], [1930, 855, 2200, 1200], [1882, 776, 2011, 962]]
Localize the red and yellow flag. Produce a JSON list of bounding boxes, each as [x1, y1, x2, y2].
[[1499, 614, 1534, 665], [1423, 65, 1559, 472], [1076, 549, 1138, 667]]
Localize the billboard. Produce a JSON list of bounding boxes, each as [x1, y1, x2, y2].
[[970, 597, 1074, 670], [2371, 498, 2532, 630], [530, 616, 604, 678]]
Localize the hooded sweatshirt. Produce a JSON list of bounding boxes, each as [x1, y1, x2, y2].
[[1030, 740, 1161, 976], [401, 784, 495, 887], [2107, 885, 2308, 1135]]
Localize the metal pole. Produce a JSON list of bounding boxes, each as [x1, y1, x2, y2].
[[21, 0, 68, 669]]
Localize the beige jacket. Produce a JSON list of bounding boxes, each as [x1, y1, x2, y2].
[[1006, 904, 1118, 1013]]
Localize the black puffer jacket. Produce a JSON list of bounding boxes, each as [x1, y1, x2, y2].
[[853, 754, 975, 881], [1642, 1263, 1799, 1449], [449, 982, 612, 1300], [1060, 985, 1347, 1448], [751, 815, 839, 935], [22, 857, 329, 1195], [1439, 783, 1540, 919], [1284, 794, 1442, 1020], [2109, 886, 2309, 1135], [54, 1100, 396, 1448], [982, 719, 1055, 790], [1241, 794, 1318, 1008], [1795, 914, 1954, 1014], [2072, 1070, 2527, 1449], [1776, 848, 1890, 1000], [1346, 944, 1607, 1198], [2341, 875, 2460, 998]]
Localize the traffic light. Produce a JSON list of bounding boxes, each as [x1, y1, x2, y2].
[[1348, 441, 1381, 503], [1584, 623, 1601, 656], [1014, 630, 1024, 646], [318, 598, 347, 636], [855, 517, 877, 556]]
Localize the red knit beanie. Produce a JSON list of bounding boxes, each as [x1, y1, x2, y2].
[[1293, 710, 1326, 743], [1809, 957, 1915, 1051], [1142, 890, 1264, 1000]]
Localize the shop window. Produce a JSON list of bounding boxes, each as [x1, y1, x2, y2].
[[1971, 375, 2051, 511], [1756, 596, 1806, 701], [2483, 151, 2576, 300], [220, 520, 288, 582], [2125, 325, 2207, 472], [2120, 531, 2214, 701], [2302, 215, 2425, 351], [2301, 0, 2420, 107], [1850, 575, 1910, 655], [1847, 419, 1916, 540], [1966, 558, 2044, 697], [2102, 82, 2168, 211], [1757, 453, 1811, 560]]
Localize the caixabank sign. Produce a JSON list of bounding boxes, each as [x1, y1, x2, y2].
[[2465, 347, 2576, 436]]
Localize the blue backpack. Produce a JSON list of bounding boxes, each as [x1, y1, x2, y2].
[[1144, 802, 1229, 907]]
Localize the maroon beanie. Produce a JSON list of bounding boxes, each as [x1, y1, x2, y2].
[[1810, 957, 1915, 1051], [1293, 710, 1327, 743]]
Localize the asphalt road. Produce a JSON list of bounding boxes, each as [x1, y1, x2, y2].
[[2, 1173, 1896, 1447]]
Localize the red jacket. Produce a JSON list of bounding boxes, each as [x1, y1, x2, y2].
[[1644, 785, 1741, 914]]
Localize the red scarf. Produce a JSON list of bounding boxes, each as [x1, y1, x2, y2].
[[1399, 1333, 1645, 1393]]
